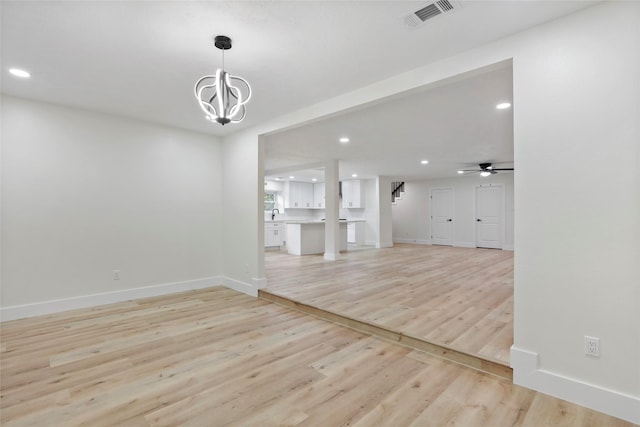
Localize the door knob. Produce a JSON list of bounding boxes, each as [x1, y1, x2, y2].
[[477, 218, 482, 222], [447, 219, 452, 222]]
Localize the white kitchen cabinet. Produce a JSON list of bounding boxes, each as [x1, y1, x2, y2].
[[265, 222, 283, 247], [347, 221, 365, 244], [284, 181, 302, 208], [301, 182, 314, 208], [284, 181, 315, 208], [313, 182, 325, 209], [341, 179, 364, 208]]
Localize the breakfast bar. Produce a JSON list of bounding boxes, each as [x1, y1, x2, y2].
[[286, 221, 348, 255]]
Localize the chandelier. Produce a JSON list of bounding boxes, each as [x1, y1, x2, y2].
[[194, 35, 251, 125]]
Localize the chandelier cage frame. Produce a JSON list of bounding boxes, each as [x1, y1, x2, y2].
[[194, 35, 251, 125]]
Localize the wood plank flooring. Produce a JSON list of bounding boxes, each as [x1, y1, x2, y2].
[[258, 290, 513, 381], [0, 287, 633, 426], [265, 243, 514, 365]]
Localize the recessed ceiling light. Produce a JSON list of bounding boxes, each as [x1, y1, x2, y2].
[[351, 173, 358, 178], [496, 102, 511, 110], [275, 177, 281, 181], [312, 178, 317, 182], [457, 170, 464, 174], [421, 160, 429, 164], [9, 68, 30, 78], [339, 137, 350, 143], [289, 176, 295, 179]]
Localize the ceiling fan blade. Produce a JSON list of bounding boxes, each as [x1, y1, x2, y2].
[[491, 168, 514, 171]]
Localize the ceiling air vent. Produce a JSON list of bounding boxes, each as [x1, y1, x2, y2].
[[404, 0, 460, 27]]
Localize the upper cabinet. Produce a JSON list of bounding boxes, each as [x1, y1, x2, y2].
[[283, 180, 364, 209], [284, 181, 316, 209], [341, 179, 364, 209], [313, 182, 325, 209], [302, 183, 314, 208]]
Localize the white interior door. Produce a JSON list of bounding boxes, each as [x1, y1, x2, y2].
[[430, 188, 453, 246], [475, 185, 504, 249]]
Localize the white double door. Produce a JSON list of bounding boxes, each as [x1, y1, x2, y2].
[[475, 185, 504, 249], [430, 185, 505, 249]]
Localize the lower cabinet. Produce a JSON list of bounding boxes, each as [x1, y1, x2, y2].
[[265, 222, 284, 248], [347, 221, 365, 245]]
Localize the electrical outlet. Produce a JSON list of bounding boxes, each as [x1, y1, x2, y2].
[[584, 336, 600, 358], [113, 270, 120, 280]]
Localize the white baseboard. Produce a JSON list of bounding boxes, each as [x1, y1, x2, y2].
[[363, 240, 398, 248], [324, 251, 341, 261], [510, 346, 640, 424], [391, 239, 514, 251], [453, 241, 476, 248], [375, 241, 394, 249], [392, 238, 431, 245], [1, 276, 224, 322], [1, 275, 264, 322], [219, 276, 261, 297], [252, 276, 267, 290]]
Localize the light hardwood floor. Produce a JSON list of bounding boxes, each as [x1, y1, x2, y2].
[[265, 243, 514, 365], [0, 287, 633, 426]]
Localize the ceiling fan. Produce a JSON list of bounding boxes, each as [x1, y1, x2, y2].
[[458, 163, 514, 177]]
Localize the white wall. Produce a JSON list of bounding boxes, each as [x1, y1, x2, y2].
[[231, 2, 638, 421], [1, 96, 224, 316], [511, 2, 640, 416], [392, 181, 429, 244], [220, 131, 265, 295], [393, 173, 514, 249]]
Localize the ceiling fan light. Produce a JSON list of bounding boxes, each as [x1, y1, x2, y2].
[[457, 170, 464, 174], [480, 171, 491, 177]]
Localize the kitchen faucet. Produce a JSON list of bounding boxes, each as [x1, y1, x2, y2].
[[271, 208, 280, 221]]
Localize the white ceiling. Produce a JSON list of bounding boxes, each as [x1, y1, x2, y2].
[[2, 1, 596, 180], [265, 62, 514, 181]]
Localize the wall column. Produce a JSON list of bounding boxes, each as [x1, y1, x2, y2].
[[324, 160, 340, 260], [376, 176, 394, 248]]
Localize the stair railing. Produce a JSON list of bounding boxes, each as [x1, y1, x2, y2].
[[391, 181, 405, 203]]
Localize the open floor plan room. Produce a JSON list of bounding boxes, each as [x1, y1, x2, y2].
[[0, 287, 633, 426], [2, 1, 638, 424]]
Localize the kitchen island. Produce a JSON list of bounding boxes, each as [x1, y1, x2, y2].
[[286, 221, 348, 255]]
